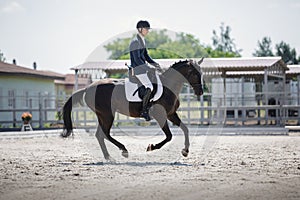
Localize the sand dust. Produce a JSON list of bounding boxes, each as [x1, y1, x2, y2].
[[0, 131, 299, 200]]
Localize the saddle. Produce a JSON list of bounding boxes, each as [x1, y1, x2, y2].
[[125, 68, 163, 102]]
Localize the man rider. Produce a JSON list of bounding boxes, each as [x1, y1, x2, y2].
[[129, 20, 162, 121]]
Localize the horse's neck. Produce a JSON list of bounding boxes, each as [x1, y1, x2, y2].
[[162, 68, 186, 96]]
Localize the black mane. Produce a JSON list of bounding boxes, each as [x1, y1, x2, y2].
[[169, 60, 190, 70]]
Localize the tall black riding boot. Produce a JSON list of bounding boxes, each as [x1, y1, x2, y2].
[[140, 88, 152, 121]]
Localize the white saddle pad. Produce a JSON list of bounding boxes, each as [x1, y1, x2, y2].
[[125, 72, 163, 102]]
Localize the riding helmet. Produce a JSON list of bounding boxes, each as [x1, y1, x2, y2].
[[136, 20, 151, 29]]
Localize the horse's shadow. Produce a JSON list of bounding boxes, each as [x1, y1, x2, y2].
[[83, 161, 192, 167]]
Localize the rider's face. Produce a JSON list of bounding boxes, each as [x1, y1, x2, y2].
[[141, 28, 149, 36]]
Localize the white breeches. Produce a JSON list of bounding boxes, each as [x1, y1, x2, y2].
[[135, 74, 153, 91]]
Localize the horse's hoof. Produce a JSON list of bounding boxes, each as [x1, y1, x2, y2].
[[105, 155, 113, 160], [146, 144, 154, 152], [122, 150, 129, 158], [105, 156, 116, 163], [181, 149, 189, 157]]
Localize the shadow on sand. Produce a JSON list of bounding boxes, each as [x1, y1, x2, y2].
[[83, 161, 192, 167]]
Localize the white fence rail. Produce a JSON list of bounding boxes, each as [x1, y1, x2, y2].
[[0, 92, 299, 130]]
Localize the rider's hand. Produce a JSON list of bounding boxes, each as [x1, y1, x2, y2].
[[153, 63, 163, 73]]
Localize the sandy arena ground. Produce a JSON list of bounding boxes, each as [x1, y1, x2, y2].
[[0, 130, 299, 200]]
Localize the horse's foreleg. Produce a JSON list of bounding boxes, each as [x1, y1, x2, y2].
[[147, 121, 172, 151], [95, 125, 111, 160], [168, 112, 190, 157], [147, 105, 172, 151]]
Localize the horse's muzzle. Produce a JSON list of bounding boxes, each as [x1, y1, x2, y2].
[[194, 87, 203, 96], [195, 92, 203, 97]]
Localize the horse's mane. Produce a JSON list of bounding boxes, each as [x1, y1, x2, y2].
[[166, 60, 190, 72], [170, 60, 189, 67]]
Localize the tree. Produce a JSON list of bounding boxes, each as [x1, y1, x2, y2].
[[253, 37, 300, 64], [145, 29, 171, 48], [275, 41, 299, 64], [156, 32, 208, 58], [253, 37, 274, 57], [204, 46, 239, 58], [0, 50, 6, 62], [211, 23, 242, 56], [104, 27, 243, 61], [104, 38, 131, 59], [104, 30, 172, 59], [104, 30, 208, 59]]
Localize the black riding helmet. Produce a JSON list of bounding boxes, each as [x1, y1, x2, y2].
[[136, 20, 151, 29]]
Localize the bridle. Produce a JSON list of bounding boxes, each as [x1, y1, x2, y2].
[[186, 64, 203, 91]]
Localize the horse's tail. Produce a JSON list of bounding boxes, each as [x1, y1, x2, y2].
[[61, 88, 86, 137]]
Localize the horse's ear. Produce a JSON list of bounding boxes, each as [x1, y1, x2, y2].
[[187, 59, 193, 65], [198, 57, 204, 65]]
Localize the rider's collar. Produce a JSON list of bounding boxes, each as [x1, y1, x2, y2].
[[138, 33, 145, 46]]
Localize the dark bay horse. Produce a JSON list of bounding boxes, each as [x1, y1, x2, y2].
[[62, 59, 204, 160]]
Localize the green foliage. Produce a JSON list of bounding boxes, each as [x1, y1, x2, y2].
[[110, 73, 125, 78], [154, 36, 207, 58], [148, 48, 182, 59], [104, 24, 241, 62], [118, 53, 130, 60], [104, 38, 131, 59], [55, 111, 62, 121], [204, 46, 239, 58], [104, 30, 208, 59], [212, 23, 242, 56], [275, 41, 299, 64], [253, 37, 274, 57], [43, 123, 51, 128], [253, 37, 300, 64], [146, 29, 172, 48]]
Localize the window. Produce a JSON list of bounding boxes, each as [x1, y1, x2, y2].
[[23, 91, 33, 108], [29, 98, 33, 108], [24, 91, 29, 107], [43, 92, 52, 108], [8, 90, 15, 108]]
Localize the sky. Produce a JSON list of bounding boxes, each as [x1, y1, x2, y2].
[[0, 0, 300, 74]]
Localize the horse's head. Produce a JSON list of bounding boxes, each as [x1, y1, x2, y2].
[[178, 59, 204, 96], [165, 58, 204, 97]]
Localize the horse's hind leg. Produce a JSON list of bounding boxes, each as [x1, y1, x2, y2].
[[168, 112, 190, 157], [95, 124, 112, 160], [98, 113, 129, 158]]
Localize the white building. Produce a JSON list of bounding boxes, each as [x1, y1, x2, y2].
[[0, 61, 64, 128]]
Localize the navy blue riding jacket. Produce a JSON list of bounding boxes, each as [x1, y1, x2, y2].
[[129, 34, 157, 75]]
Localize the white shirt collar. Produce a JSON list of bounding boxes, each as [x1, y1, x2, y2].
[[138, 33, 145, 46]]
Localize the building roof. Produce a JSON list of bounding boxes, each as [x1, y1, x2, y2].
[[71, 57, 288, 74], [286, 65, 300, 74], [54, 74, 91, 86], [201, 57, 287, 71], [0, 61, 65, 80], [71, 60, 130, 73], [227, 65, 299, 76]]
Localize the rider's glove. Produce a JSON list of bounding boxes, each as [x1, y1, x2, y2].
[[153, 63, 163, 73]]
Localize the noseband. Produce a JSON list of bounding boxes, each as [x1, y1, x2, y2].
[[186, 69, 203, 90]]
